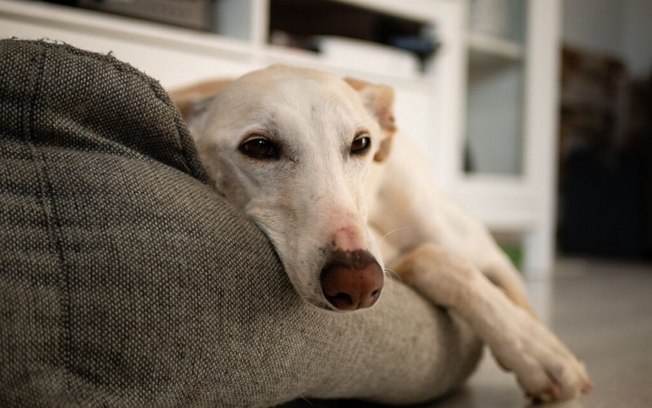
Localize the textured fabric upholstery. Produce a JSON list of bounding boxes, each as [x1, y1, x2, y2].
[[0, 39, 481, 407]]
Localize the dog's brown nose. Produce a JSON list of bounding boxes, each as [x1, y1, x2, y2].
[[320, 250, 384, 311]]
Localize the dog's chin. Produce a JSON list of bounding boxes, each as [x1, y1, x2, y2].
[[280, 280, 340, 312], [299, 292, 381, 313], [304, 297, 354, 313], [305, 297, 340, 312], [292, 287, 338, 312]]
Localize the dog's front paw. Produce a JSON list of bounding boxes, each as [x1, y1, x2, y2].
[[515, 352, 593, 403], [490, 312, 593, 402]]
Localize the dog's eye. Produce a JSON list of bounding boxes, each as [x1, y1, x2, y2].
[[351, 134, 371, 156], [239, 137, 281, 160]]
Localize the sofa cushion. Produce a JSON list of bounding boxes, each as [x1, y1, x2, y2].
[[0, 39, 481, 407]]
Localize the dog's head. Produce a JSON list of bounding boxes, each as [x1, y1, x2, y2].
[[173, 65, 396, 311]]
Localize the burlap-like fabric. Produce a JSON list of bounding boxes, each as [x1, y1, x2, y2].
[[0, 39, 481, 407]]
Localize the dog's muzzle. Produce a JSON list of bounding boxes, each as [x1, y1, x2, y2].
[[320, 250, 384, 311]]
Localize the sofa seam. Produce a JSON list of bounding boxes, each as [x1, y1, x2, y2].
[[106, 54, 207, 183], [24, 42, 76, 400], [146, 77, 208, 183]]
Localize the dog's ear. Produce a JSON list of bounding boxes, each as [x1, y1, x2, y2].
[[169, 78, 233, 126], [344, 77, 397, 162]]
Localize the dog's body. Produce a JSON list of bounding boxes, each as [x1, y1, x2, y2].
[[172, 65, 592, 402]]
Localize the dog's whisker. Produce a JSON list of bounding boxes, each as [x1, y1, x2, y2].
[[379, 226, 410, 244], [383, 267, 402, 282], [296, 395, 315, 407]]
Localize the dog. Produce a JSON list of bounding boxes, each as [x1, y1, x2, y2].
[[170, 65, 593, 402]]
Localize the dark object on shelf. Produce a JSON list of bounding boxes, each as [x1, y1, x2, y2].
[[558, 46, 652, 260], [387, 35, 440, 65], [627, 74, 652, 258], [269, 0, 440, 69], [75, 0, 217, 31], [560, 148, 645, 258]]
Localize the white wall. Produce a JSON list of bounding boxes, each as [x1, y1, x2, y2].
[[563, 0, 652, 77]]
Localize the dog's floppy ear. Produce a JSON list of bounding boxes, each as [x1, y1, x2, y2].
[[169, 78, 233, 126], [344, 77, 397, 162]]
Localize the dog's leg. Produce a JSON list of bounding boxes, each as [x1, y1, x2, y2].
[[483, 255, 539, 318], [391, 244, 593, 402]]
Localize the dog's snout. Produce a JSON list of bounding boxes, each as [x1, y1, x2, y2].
[[320, 250, 384, 311]]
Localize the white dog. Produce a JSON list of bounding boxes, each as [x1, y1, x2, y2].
[[171, 65, 592, 402]]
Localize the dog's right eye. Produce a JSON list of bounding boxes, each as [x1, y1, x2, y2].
[[239, 137, 281, 160], [350, 133, 371, 156]]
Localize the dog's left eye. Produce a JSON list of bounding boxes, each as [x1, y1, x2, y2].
[[350, 134, 371, 156], [239, 137, 281, 160]]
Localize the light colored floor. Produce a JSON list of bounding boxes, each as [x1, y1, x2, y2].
[[435, 257, 652, 408]]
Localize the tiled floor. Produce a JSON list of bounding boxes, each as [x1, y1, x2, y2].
[[435, 257, 652, 408]]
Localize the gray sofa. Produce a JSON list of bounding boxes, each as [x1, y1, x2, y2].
[[0, 39, 481, 407]]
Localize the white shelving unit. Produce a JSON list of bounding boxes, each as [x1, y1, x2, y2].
[[0, 0, 561, 277], [0, 0, 460, 160], [453, 0, 562, 277], [468, 32, 524, 61]]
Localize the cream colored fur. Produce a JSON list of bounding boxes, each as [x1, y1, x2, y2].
[[171, 65, 592, 402]]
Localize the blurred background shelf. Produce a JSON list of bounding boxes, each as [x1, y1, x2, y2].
[[0, 0, 562, 278], [468, 31, 524, 62]]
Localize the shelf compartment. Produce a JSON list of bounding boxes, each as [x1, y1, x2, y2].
[[0, 0, 255, 58], [268, 0, 439, 75]]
